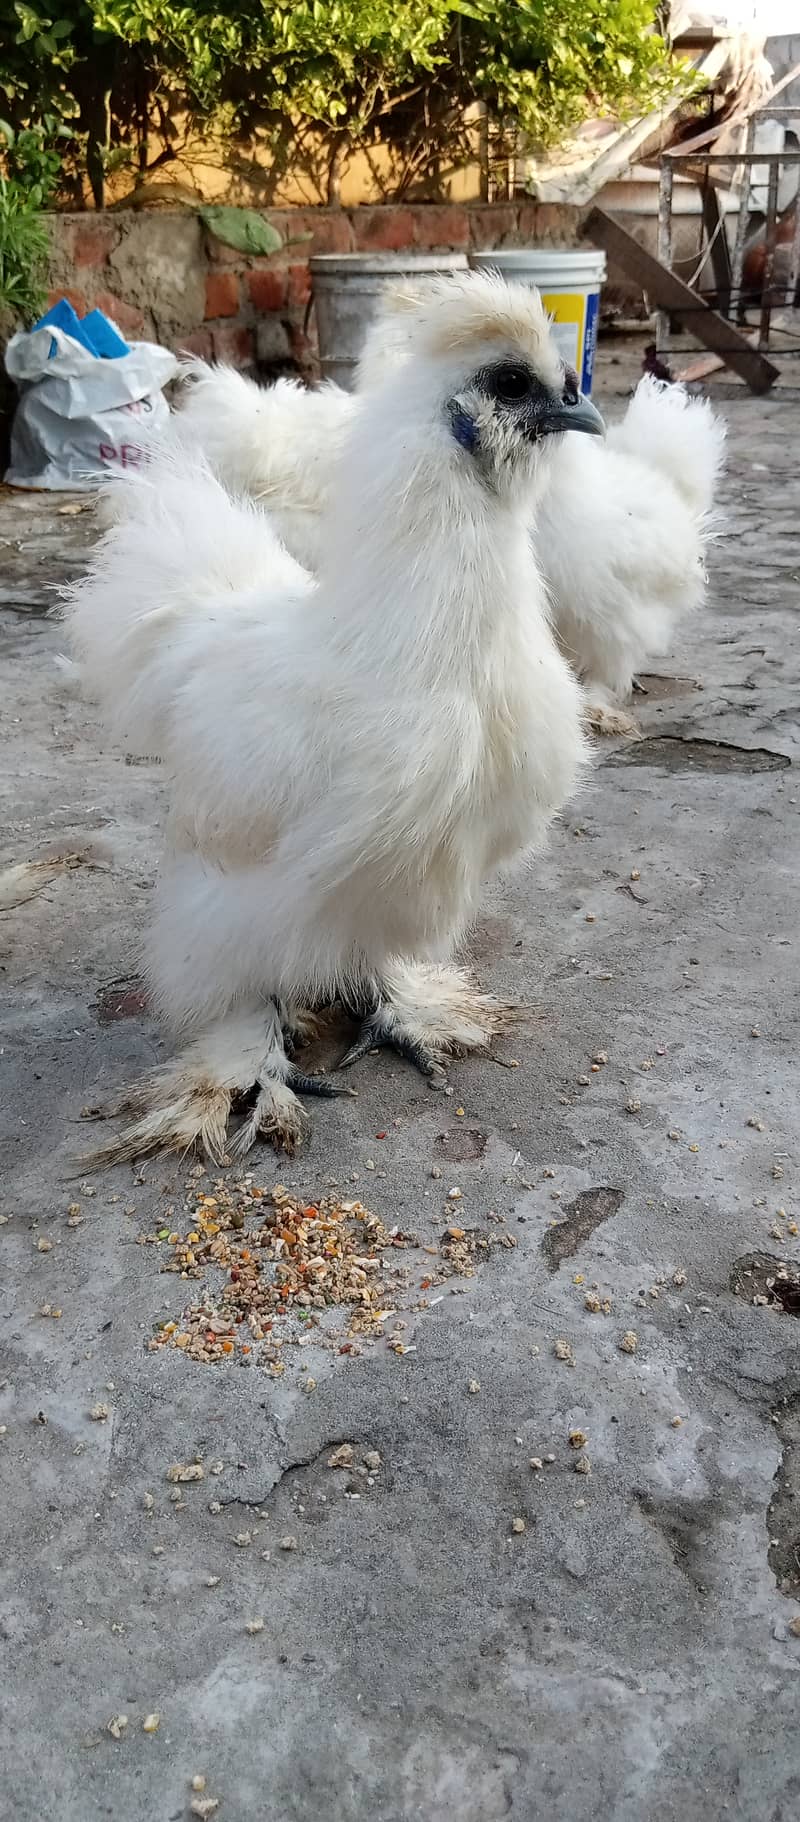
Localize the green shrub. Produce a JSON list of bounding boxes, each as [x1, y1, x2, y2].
[[0, 0, 687, 204], [0, 166, 49, 322]]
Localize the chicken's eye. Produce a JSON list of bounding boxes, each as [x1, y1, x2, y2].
[[490, 364, 533, 404]]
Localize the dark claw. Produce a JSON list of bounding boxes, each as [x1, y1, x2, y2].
[[285, 1065, 356, 1100], [338, 1012, 384, 1072], [338, 1012, 447, 1083], [389, 1033, 443, 1079]]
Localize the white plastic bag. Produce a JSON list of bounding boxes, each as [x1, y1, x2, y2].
[[4, 326, 178, 491]]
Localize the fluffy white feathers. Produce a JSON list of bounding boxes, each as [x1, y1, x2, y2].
[[115, 297, 724, 730], [165, 361, 358, 571], [68, 273, 586, 1158], [537, 375, 726, 730]]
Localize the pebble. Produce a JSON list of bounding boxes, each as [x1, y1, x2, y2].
[[89, 1403, 110, 1421], [619, 1331, 638, 1355], [363, 1450, 381, 1470], [279, 1535, 298, 1552], [511, 1517, 526, 1535], [142, 1713, 160, 1734], [467, 1380, 481, 1394], [327, 1444, 354, 1469], [245, 1618, 265, 1634], [107, 1715, 128, 1739]]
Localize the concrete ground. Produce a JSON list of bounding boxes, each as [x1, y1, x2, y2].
[[1, 352, 799, 1822]]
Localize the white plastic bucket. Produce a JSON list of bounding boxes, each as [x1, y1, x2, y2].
[[310, 252, 468, 390], [469, 248, 607, 395]]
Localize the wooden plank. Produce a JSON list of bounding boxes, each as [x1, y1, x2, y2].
[[658, 58, 800, 159], [676, 330, 757, 383], [583, 206, 780, 393]]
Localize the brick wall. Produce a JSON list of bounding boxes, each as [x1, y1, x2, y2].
[[41, 201, 583, 375]]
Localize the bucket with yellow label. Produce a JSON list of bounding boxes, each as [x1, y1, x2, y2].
[[469, 249, 607, 396]]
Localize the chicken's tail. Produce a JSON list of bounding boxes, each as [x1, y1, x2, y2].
[[171, 360, 290, 494], [65, 444, 307, 758], [173, 358, 355, 502], [607, 375, 726, 519]]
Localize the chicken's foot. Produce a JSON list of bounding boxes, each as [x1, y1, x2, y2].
[[338, 961, 521, 1087]]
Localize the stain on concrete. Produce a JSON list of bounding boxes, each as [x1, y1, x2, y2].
[[541, 1186, 624, 1271], [95, 978, 148, 1023], [730, 1253, 800, 1315], [434, 1128, 488, 1163], [635, 673, 702, 699], [610, 736, 790, 773]]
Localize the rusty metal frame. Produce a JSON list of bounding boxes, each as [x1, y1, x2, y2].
[[658, 104, 800, 354]]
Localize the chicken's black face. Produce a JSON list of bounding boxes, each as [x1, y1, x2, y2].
[[448, 358, 604, 469]]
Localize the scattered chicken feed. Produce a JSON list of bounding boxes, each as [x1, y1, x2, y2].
[[142, 1174, 507, 1371]]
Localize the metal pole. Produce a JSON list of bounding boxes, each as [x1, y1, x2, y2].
[[759, 158, 780, 350], [656, 159, 673, 356], [787, 190, 800, 309], [730, 115, 756, 323]]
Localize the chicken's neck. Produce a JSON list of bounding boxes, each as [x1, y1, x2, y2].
[[319, 458, 546, 693]]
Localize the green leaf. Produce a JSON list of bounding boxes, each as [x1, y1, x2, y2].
[[198, 205, 284, 256]]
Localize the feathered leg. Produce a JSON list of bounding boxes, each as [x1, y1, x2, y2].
[[581, 688, 642, 740], [83, 1004, 349, 1168], [338, 961, 521, 1085]]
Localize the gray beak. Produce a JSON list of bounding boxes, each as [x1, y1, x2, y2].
[[538, 388, 605, 439]]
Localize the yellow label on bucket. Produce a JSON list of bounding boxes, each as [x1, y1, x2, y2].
[[540, 290, 586, 375]]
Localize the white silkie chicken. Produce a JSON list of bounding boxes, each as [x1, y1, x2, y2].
[[68, 273, 601, 1164], [535, 373, 726, 735], [163, 361, 358, 573], [158, 289, 724, 736]]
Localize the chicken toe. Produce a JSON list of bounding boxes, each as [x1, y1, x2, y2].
[[338, 962, 521, 1086]]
